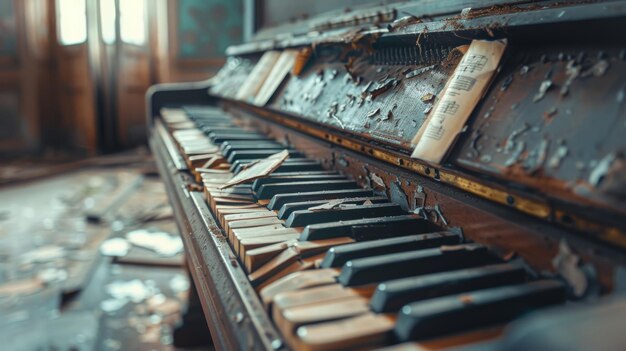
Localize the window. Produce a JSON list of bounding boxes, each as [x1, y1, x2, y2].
[[100, 0, 116, 44], [57, 0, 87, 45], [120, 0, 146, 45]]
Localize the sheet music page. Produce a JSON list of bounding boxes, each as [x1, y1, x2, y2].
[[236, 50, 281, 102], [411, 39, 507, 164], [218, 150, 290, 189], [254, 50, 298, 106]]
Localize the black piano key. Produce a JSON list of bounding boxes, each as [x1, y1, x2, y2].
[[200, 126, 236, 132], [252, 174, 348, 193], [350, 222, 443, 241], [337, 243, 498, 287], [207, 129, 260, 137], [394, 280, 566, 341], [370, 263, 528, 313], [299, 215, 432, 241], [207, 128, 258, 134], [319, 231, 461, 268], [277, 196, 387, 219], [227, 150, 304, 163], [267, 189, 375, 211], [183, 115, 223, 121], [196, 117, 235, 125], [195, 117, 233, 123], [232, 160, 323, 174], [206, 184, 252, 191], [202, 127, 242, 135], [271, 171, 339, 176], [220, 140, 281, 146], [209, 132, 255, 141], [255, 180, 360, 201], [186, 108, 229, 117], [285, 203, 404, 227], [223, 146, 287, 159], [193, 112, 233, 120], [207, 187, 253, 196], [271, 161, 326, 174], [183, 105, 227, 117], [210, 134, 273, 143], [220, 140, 284, 153], [199, 126, 234, 132]]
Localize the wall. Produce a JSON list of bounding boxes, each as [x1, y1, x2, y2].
[[260, 0, 390, 27], [0, 0, 48, 156], [154, 0, 244, 83]]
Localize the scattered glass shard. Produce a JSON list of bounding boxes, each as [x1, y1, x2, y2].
[[20, 245, 65, 264], [169, 274, 189, 292], [100, 298, 129, 313], [125, 229, 183, 257], [38, 268, 68, 283], [100, 238, 131, 257], [106, 279, 150, 303]]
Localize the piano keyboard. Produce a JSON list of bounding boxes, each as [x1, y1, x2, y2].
[[162, 106, 568, 350]]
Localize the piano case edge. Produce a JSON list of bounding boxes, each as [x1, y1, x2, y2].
[[149, 122, 287, 351]]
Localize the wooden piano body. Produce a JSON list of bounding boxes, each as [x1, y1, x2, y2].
[[147, 1, 626, 350]]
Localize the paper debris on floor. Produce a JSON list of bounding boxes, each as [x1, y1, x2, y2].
[[0, 277, 44, 296], [100, 298, 129, 313], [169, 274, 190, 292], [100, 238, 131, 257], [105, 279, 152, 303]]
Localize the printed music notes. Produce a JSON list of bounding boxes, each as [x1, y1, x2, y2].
[[411, 39, 507, 164]]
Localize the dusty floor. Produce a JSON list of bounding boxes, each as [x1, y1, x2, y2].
[[0, 165, 209, 350]]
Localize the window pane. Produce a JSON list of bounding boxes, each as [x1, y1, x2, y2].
[[100, 0, 116, 44], [120, 0, 146, 45], [57, 0, 87, 45]]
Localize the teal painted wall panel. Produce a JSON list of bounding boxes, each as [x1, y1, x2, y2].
[[0, 0, 17, 56], [177, 0, 243, 59]]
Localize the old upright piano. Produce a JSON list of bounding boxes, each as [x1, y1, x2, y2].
[[147, 1, 626, 350]]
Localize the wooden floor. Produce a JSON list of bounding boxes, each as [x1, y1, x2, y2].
[[0, 163, 209, 350]]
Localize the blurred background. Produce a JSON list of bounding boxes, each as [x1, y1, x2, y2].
[[0, 0, 384, 160]]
